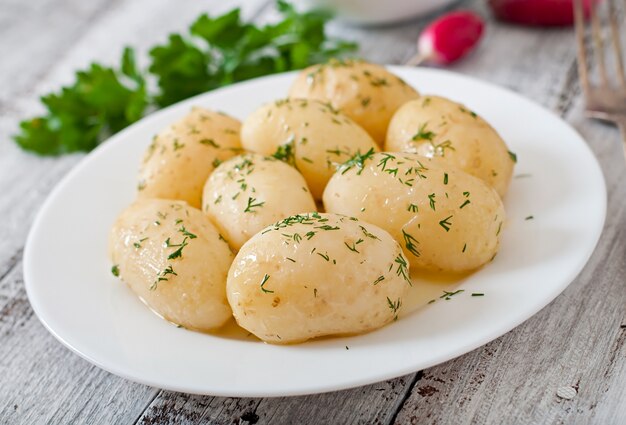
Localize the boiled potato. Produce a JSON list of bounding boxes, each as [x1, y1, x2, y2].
[[227, 212, 412, 344], [202, 153, 317, 251], [109, 199, 234, 331], [288, 59, 420, 144], [323, 152, 505, 272], [385, 96, 514, 197], [137, 107, 242, 208], [241, 98, 378, 199]]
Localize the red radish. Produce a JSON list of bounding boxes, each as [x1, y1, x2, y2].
[[407, 11, 485, 66], [488, 0, 597, 26]]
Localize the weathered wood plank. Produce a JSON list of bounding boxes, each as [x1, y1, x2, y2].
[[135, 375, 418, 425], [0, 259, 159, 424], [0, 0, 115, 104], [134, 392, 261, 425], [251, 375, 419, 425], [0, 0, 117, 278]]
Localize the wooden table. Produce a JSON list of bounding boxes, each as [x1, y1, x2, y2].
[[1, 0, 624, 423]]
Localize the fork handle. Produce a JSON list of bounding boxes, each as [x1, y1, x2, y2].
[[617, 117, 626, 161]]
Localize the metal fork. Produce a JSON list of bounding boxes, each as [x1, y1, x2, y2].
[[574, 0, 626, 158]]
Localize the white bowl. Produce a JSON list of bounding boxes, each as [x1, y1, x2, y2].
[[308, 0, 459, 25]]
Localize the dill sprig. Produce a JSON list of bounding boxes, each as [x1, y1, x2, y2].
[[338, 148, 375, 175], [411, 123, 436, 141]]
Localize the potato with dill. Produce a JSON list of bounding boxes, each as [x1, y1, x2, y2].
[[240, 98, 378, 199], [227, 213, 411, 344], [109, 199, 234, 331], [137, 107, 242, 208], [385, 96, 515, 197], [323, 152, 505, 273], [202, 153, 317, 251], [288, 59, 420, 144]]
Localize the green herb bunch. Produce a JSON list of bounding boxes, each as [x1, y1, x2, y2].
[[14, 1, 356, 156]]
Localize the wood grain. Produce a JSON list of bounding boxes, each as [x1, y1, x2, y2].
[[0, 258, 159, 424], [135, 375, 419, 425], [0, 0, 624, 424]]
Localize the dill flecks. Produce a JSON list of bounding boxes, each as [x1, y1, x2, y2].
[[440, 289, 464, 300], [260, 273, 273, 293], [428, 193, 436, 211], [387, 297, 402, 320], [439, 215, 453, 232]]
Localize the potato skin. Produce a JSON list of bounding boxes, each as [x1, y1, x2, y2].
[[288, 59, 419, 144], [137, 107, 242, 208], [323, 152, 505, 272], [202, 153, 317, 251], [227, 213, 411, 344], [241, 98, 378, 199], [385, 96, 514, 197], [109, 199, 234, 331]]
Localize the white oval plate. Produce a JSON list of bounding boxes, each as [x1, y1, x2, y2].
[[24, 67, 606, 397]]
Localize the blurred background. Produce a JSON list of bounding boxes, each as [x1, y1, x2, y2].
[[0, 0, 597, 119], [7, 0, 625, 160]]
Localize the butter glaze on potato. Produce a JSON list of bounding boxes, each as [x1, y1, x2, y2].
[[137, 107, 242, 208], [323, 152, 505, 272], [109, 199, 234, 331], [288, 59, 420, 144], [241, 98, 378, 199], [202, 153, 317, 251], [385, 96, 514, 197], [227, 213, 411, 344]]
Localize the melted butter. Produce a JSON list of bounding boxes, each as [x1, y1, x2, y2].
[[137, 293, 257, 341], [400, 269, 470, 317], [138, 270, 470, 341], [209, 318, 258, 341], [209, 268, 469, 342]]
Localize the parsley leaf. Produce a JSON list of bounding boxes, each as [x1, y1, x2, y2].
[[14, 1, 356, 155], [15, 47, 148, 155], [149, 34, 215, 107], [150, 1, 356, 106]]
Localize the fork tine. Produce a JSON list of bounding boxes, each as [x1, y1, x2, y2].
[[590, 0, 609, 87], [608, 0, 626, 88], [574, 0, 591, 96]]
